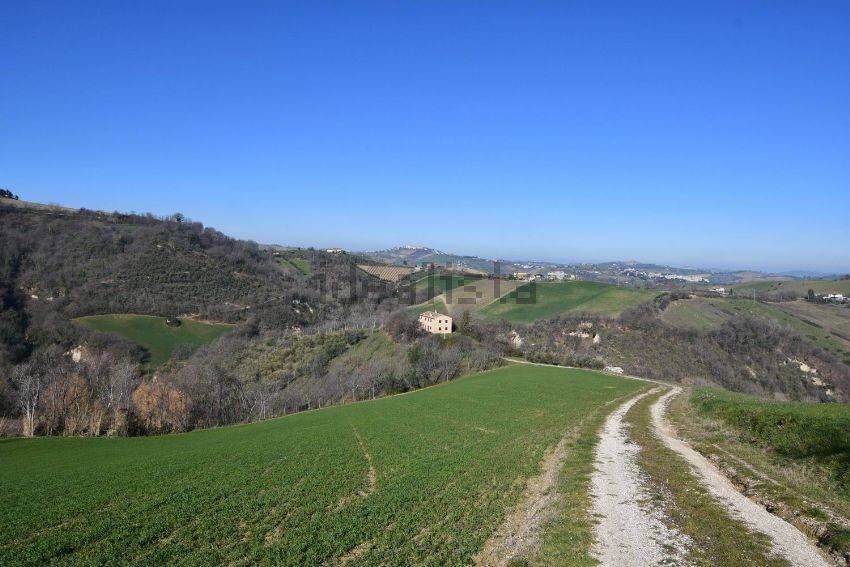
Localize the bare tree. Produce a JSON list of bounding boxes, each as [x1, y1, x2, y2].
[[12, 363, 41, 437]]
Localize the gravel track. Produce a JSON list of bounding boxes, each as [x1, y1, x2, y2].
[[590, 388, 692, 566]]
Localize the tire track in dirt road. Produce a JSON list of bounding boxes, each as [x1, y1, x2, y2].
[[590, 388, 692, 566], [651, 388, 831, 567]]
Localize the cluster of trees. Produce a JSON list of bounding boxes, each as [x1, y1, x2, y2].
[[0, 204, 314, 324], [0, 189, 19, 200], [138, 310, 503, 433], [6, 347, 140, 437]]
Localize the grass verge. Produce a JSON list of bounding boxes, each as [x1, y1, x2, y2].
[[528, 391, 647, 566], [671, 389, 850, 560]]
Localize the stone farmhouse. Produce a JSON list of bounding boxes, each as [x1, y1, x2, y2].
[[419, 311, 453, 334]]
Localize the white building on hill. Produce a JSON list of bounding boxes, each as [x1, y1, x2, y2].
[[419, 311, 452, 334]]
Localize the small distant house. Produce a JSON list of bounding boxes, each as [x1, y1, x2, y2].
[[419, 311, 453, 334], [711, 287, 727, 295], [325, 247, 344, 254], [512, 271, 529, 280]]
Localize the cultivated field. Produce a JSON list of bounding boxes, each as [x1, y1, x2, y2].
[[413, 272, 482, 294], [409, 278, 523, 317], [407, 297, 449, 316], [74, 314, 231, 367], [659, 297, 730, 330], [277, 256, 312, 276], [480, 281, 656, 324], [774, 301, 850, 349], [0, 365, 643, 566]]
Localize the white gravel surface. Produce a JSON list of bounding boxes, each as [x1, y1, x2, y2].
[[590, 389, 692, 566], [651, 387, 831, 567]]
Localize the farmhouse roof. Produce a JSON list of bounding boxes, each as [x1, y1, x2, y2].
[[420, 310, 449, 318]]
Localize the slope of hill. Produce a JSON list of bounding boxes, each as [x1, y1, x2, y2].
[[1, 202, 302, 323], [480, 281, 657, 323], [660, 297, 850, 361], [733, 278, 850, 296], [672, 388, 850, 559], [364, 245, 446, 265], [364, 246, 503, 273], [413, 272, 482, 294], [0, 201, 387, 370], [0, 365, 643, 565]]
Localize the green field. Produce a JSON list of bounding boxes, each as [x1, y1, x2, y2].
[[480, 281, 656, 324], [414, 272, 482, 293], [0, 365, 643, 565], [659, 297, 730, 331], [74, 314, 232, 367], [277, 256, 312, 276], [733, 278, 850, 296]]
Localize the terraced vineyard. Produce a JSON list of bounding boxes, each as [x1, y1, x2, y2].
[[0, 365, 643, 565], [480, 281, 656, 323], [74, 314, 232, 367]]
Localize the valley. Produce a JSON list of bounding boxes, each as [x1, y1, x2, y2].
[[4, 4, 849, 563]]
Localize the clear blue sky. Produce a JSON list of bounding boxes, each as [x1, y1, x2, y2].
[[2, 2, 849, 272]]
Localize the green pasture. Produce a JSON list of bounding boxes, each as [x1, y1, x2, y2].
[[74, 314, 231, 367], [480, 281, 656, 324]]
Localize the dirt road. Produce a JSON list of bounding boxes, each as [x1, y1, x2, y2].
[[590, 389, 692, 566]]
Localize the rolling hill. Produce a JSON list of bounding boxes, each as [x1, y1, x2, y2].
[[0, 201, 300, 323], [733, 278, 850, 296], [0, 364, 643, 565], [660, 296, 850, 360], [413, 272, 483, 293], [480, 281, 657, 323]]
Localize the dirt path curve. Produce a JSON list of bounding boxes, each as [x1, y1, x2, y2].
[[652, 388, 831, 567], [590, 389, 692, 566]]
